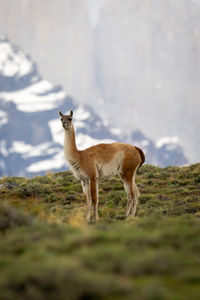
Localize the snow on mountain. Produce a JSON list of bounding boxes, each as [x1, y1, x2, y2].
[[0, 38, 32, 77], [0, 36, 119, 176], [0, 80, 66, 112], [131, 130, 187, 167], [0, 37, 187, 176], [156, 137, 179, 149]]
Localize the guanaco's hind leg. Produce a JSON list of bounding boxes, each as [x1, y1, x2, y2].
[[123, 180, 135, 216], [122, 170, 139, 217], [90, 177, 99, 221], [130, 178, 140, 217]]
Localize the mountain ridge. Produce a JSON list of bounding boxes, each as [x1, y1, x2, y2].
[[0, 37, 187, 176]]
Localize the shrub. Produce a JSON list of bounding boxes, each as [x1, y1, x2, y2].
[[0, 204, 32, 232]]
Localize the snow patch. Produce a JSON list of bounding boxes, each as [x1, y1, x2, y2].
[[74, 105, 90, 121], [156, 136, 179, 148], [27, 151, 65, 173], [9, 141, 60, 159], [0, 41, 32, 77], [9, 141, 34, 155], [0, 80, 65, 112], [48, 119, 63, 145], [110, 127, 122, 136], [0, 110, 8, 127]]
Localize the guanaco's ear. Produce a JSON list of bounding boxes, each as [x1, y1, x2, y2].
[[59, 111, 64, 117], [70, 110, 73, 117]]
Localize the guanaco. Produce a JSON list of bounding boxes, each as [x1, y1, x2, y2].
[[59, 110, 145, 221]]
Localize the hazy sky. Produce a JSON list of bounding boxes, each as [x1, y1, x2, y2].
[[86, 0, 106, 26]]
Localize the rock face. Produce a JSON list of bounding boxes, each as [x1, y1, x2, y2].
[[0, 0, 96, 101], [0, 38, 187, 176], [94, 0, 200, 163]]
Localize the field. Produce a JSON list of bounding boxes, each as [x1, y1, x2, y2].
[[0, 164, 200, 299]]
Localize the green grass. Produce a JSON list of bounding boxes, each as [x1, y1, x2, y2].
[[0, 164, 200, 299]]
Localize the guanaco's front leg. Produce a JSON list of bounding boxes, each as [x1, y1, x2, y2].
[[81, 180, 91, 221]]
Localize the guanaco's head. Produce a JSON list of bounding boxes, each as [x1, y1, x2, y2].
[[59, 110, 73, 130]]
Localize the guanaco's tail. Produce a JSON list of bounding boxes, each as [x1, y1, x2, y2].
[[135, 146, 145, 169]]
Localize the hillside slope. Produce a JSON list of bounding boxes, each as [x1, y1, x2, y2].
[[0, 163, 200, 299]]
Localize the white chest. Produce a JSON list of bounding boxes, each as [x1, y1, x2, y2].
[[68, 159, 87, 181]]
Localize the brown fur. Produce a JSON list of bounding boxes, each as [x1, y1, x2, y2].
[[59, 110, 145, 221]]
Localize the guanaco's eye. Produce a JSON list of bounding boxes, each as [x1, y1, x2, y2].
[[61, 118, 63, 121], [68, 118, 72, 122]]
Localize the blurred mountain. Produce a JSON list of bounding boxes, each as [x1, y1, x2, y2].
[[0, 38, 187, 176], [0, 36, 117, 176], [0, 0, 96, 102], [94, 0, 200, 163], [0, 0, 199, 165]]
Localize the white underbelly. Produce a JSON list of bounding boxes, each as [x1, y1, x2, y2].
[[96, 158, 122, 179]]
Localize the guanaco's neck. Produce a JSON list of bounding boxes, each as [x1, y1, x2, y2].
[[64, 123, 79, 162]]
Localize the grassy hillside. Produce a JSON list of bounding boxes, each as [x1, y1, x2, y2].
[[0, 164, 200, 299]]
